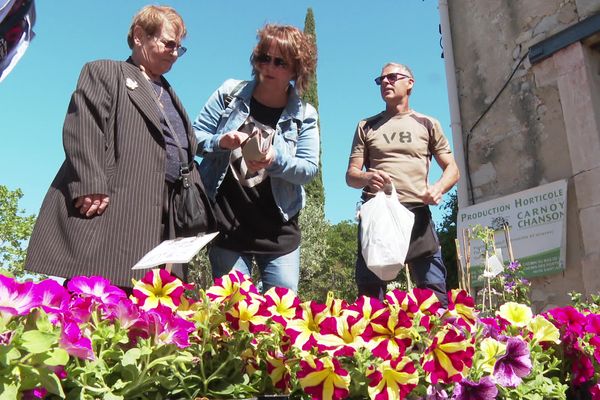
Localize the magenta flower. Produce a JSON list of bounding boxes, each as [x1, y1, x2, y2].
[[493, 337, 532, 387], [547, 306, 586, 336], [59, 320, 94, 360], [67, 296, 94, 323], [147, 304, 195, 348], [570, 351, 595, 386], [35, 279, 70, 317], [67, 276, 127, 306], [104, 297, 149, 342], [451, 376, 498, 400], [0, 275, 40, 315]]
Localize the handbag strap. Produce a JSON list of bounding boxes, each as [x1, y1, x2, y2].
[[146, 79, 192, 188]]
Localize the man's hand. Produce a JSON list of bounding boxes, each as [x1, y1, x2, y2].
[[75, 194, 110, 217], [421, 183, 444, 205], [219, 131, 250, 150], [365, 168, 392, 192], [246, 146, 276, 172]]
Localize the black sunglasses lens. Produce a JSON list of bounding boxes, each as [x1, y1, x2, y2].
[[375, 76, 383, 85], [256, 54, 271, 63], [274, 58, 287, 67]]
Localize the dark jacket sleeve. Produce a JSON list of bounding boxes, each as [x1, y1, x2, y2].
[[64, 61, 116, 200]]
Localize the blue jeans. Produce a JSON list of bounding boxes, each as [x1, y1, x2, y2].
[[208, 245, 300, 293], [355, 223, 448, 307]]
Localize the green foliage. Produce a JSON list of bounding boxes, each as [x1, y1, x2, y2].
[[302, 7, 324, 208], [298, 196, 330, 302], [0, 185, 36, 278], [302, 219, 358, 302], [436, 191, 458, 289], [0, 311, 67, 398]]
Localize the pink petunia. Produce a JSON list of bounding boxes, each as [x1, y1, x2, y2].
[[35, 279, 70, 318], [68, 276, 127, 306], [59, 320, 94, 360], [0, 274, 40, 315], [147, 304, 195, 348]]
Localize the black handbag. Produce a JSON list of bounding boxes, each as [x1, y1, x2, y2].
[[170, 161, 216, 236], [404, 204, 439, 263]]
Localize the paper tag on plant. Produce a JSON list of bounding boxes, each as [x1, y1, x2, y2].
[[482, 254, 504, 278]]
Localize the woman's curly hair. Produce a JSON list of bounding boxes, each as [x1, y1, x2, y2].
[[250, 24, 317, 94]]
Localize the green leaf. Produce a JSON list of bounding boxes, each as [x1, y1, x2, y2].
[[0, 383, 19, 400], [103, 392, 124, 400], [0, 344, 21, 365], [39, 368, 65, 397], [44, 347, 70, 366], [35, 310, 53, 333], [121, 348, 141, 366], [20, 330, 57, 354]]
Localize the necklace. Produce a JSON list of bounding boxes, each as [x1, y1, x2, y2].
[[151, 81, 165, 107]]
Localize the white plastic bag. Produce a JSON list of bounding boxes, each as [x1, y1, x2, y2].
[[360, 184, 415, 280]]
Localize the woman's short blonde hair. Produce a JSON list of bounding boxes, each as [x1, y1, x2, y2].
[[250, 24, 317, 94], [127, 5, 186, 49]]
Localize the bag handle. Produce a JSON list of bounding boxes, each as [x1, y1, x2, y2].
[[146, 79, 192, 187]]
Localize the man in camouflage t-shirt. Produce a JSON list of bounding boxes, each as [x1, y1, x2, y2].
[[345, 62, 460, 306]]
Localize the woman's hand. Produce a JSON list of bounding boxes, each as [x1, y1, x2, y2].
[[247, 147, 276, 172], [75, 194, 110, 217], [219, 131, 249, 150]]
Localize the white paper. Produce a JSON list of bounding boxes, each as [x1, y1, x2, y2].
[[482, 254, 504, 278], [132, 232, 219, 270]]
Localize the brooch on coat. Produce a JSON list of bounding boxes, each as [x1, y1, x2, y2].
[[126, 78, 139, 90]]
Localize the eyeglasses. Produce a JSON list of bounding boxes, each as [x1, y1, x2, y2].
[[154, 36, 187, 57], [255, 53, 289, 69], [374, 72, 411, 85]]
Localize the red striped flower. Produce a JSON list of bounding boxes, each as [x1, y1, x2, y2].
[[297, 355, 350, 400], [285, 301, 329, 351], [422, 325, 474, 384], [366, 357, 419, 400]]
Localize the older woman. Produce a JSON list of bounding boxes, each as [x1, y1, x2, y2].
[[25, 5, 206, 289], [194, 24, 319, 293]]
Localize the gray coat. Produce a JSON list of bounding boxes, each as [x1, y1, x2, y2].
[[25, 59, 200, 287]]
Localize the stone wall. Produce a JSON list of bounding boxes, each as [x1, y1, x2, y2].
[[447, 0, 600, 309]]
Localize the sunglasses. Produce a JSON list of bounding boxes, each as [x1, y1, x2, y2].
[[154, 36, 187, 57], [374, 72, 411, 85], [256, 53, 289, 68]]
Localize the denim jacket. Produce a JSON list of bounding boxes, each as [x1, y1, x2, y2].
[[193, 79, 319, 222]]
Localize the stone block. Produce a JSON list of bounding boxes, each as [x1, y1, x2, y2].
[[578, 205, 600, 253], [573, 168, 600, 210]]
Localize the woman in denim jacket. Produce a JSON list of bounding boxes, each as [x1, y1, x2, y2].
[[193, 24, 319, 293]]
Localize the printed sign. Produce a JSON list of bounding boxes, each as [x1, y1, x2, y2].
[[457, 180, 567, 286], [132, 232, 219, 270]]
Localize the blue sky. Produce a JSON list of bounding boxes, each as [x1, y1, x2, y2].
[[0, 0, 453, 225]]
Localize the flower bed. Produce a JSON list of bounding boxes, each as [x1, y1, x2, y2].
[[1, 270, 599, 399]]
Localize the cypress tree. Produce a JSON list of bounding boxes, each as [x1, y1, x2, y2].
[[302, 8, 325, 209]]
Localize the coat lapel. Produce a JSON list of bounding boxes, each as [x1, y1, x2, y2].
[[120, 60, 163, 135]]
